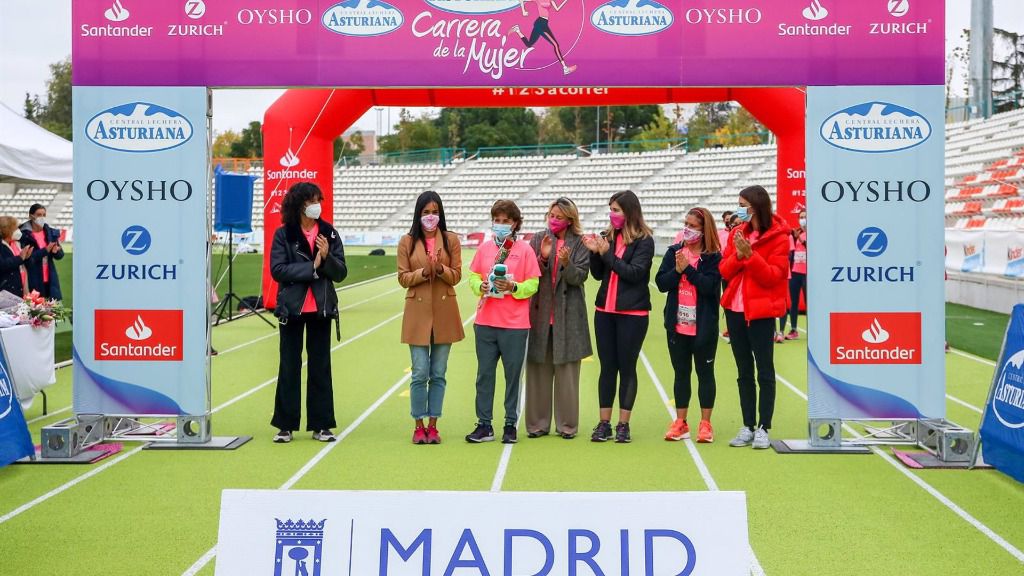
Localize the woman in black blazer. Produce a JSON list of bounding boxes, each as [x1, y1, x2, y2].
[[655, 208, 722, 444], [583, 190, 655, 444], [0, 216, 30, 297], [269, 182, 347, 444]]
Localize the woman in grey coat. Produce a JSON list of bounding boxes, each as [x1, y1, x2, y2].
[[525, 197, 592, 439]]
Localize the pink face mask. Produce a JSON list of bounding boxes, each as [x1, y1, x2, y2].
[[420, 214, 440, 231], [548, 218, 570, 235], [609, 212, 626, 230]]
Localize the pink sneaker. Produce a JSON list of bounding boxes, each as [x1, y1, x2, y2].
[[426, 425, 441, 445], [665, 419, 690, 441], [786, 330, 799, 340], [412, 426, 427, 445], [697, 420, 714, 443]]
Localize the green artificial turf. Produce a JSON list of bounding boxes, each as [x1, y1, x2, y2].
[[946, 302, 1011, 361], [3, 271, 1023, 576]]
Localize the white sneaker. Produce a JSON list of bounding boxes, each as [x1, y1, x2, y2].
[[752, 427, 770, 449], [312, 429, 336, 442], [273, 430, 292, 443], [728, 427, 754, 447]]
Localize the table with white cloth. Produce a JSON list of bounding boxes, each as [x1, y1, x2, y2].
[[0, 324, 57, 411]]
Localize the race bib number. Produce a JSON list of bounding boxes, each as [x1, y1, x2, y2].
[[795, 251, 807, 264]]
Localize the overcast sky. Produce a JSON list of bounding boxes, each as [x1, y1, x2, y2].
[[1, 1, 1022, 137]]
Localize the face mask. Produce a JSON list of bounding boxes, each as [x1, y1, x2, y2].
[[33, 217, 46, 227], [735, 207, 751, 222], [609, 212, 626, 230], [303, 203, 322, 220], [492, 223, 513, 244], [799, 218, 807, 228], [682, 227, 703, 244], [548, 218, 570, 235], [421, 214, 439, 232], [11, 230, 22, 242]]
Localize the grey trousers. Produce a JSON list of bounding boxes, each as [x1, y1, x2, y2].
[[474, 325, 529, 427], [526, 326, 581, 436]]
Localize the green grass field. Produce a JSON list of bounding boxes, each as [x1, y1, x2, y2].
[[5, 254, 1021, 575]]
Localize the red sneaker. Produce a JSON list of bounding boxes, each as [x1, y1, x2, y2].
[[412, 426, 428, 445], [697, 420, 714, 443], [786, 330, 799, 340], [426, 425, 441, 445], [665, 419, 690, 441]]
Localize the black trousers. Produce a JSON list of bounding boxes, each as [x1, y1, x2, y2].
[[272, 313, 337, 432], [725, 310, 776, 430], [666, 331, 717, 410], [594, 311, 648, 411], [779, 272, 807, 332]]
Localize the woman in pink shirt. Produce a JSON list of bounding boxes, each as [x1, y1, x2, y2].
[[779, 210, 807, 340], [583, 190, 655, 443], [465, 200, 541, 445], [655, 208, 722, 444]]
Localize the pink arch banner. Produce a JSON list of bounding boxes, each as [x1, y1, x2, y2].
[[73, 0, 943, 87]]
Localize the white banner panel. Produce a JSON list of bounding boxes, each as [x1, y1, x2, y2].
[[944, 229, 1024, 278], [72, 87, 210, 416], [214, 490, 750, 576], [806, 86, 946, 419]]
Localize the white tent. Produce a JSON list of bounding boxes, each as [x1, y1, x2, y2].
[[0, 102, 72, 183]]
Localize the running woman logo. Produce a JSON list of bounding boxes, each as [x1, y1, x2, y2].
[[322, 0, 404, 37], [887, 0, 910, 17], [591, 0, 674, 36], [993, 349, 1024, 429], [802, 0, 828, 21], [830, 312, 921, 364], [94, 310, 183, 361], [105, 0, 130, 22]]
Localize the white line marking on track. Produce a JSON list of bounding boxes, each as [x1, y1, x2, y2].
[[183, 313, 477, 575], [640, 351, 766, 576], [490, 383, 527, 493], [774, 373, 1024, 565], [26, 405, 71, 425], [950, 348, 997, 367], [0, 311, 403, 530]]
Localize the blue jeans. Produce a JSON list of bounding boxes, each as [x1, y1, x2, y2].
[[409, 343, 452, 419]]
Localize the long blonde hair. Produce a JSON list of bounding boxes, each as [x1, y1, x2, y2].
[[686, 207, 721, 254], [604, 190, 652, 245], [548, 197, 583, 236]]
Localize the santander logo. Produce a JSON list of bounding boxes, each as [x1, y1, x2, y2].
[[802, 0, 828, 21], [267, 128, 318, 180], [125, 315, 153, 341], [105, 0, 130, 22], [860, 318, 890, 344], [280, 148, 300, 168]]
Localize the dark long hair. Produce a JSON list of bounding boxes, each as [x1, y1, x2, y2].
[[604, 190, 652, 245], [280, 182, 323, 227], [409, 190, 450, 254], [739, 185, 774, 234]]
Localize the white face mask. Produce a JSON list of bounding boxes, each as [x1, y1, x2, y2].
[[11, 229, 22, 242], [33, 217, 46, 227], [303, 203, 322, 220], [799, 218, 807, 228]]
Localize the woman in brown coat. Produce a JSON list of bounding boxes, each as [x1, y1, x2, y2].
[[397, 191, 464, 445]]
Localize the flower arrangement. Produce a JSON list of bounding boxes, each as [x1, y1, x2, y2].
[[16, 291, 69, 327]]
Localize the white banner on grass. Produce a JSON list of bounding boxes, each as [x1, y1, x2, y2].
[[214, 490, 750, 576], [945, 229, 1024, 278]]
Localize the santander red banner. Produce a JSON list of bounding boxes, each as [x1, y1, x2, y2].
[[94, 309, 184, 362], [73, 0, 943, 87], [829, 312, 922, 366]]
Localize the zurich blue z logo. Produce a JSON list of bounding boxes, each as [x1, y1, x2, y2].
[[121, 225, 152, 256], [856, 227, 888, 257]]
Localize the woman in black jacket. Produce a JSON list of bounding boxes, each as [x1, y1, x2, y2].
[[269, 182, 347, 444], [0, 216, 30, 296], [655, 208, 722, 444], [583, 190, 655, 444]]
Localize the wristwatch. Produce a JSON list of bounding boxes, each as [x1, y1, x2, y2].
[[511, 282, 518, 293]]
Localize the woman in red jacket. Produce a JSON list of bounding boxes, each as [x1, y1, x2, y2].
[[720, 185, 790, 450]]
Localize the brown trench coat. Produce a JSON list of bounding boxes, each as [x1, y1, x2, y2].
[[397, 232, 465, 346]]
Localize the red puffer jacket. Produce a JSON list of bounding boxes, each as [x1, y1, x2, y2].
[[720, 214, 791, 321]]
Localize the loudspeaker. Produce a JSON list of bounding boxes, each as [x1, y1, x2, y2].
[[214, 170, 256, 233]]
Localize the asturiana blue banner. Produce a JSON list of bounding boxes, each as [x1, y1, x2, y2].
[[72, 87, 210, 416], [0, 340, 35, 467], [980, 303, 1024, 484]]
